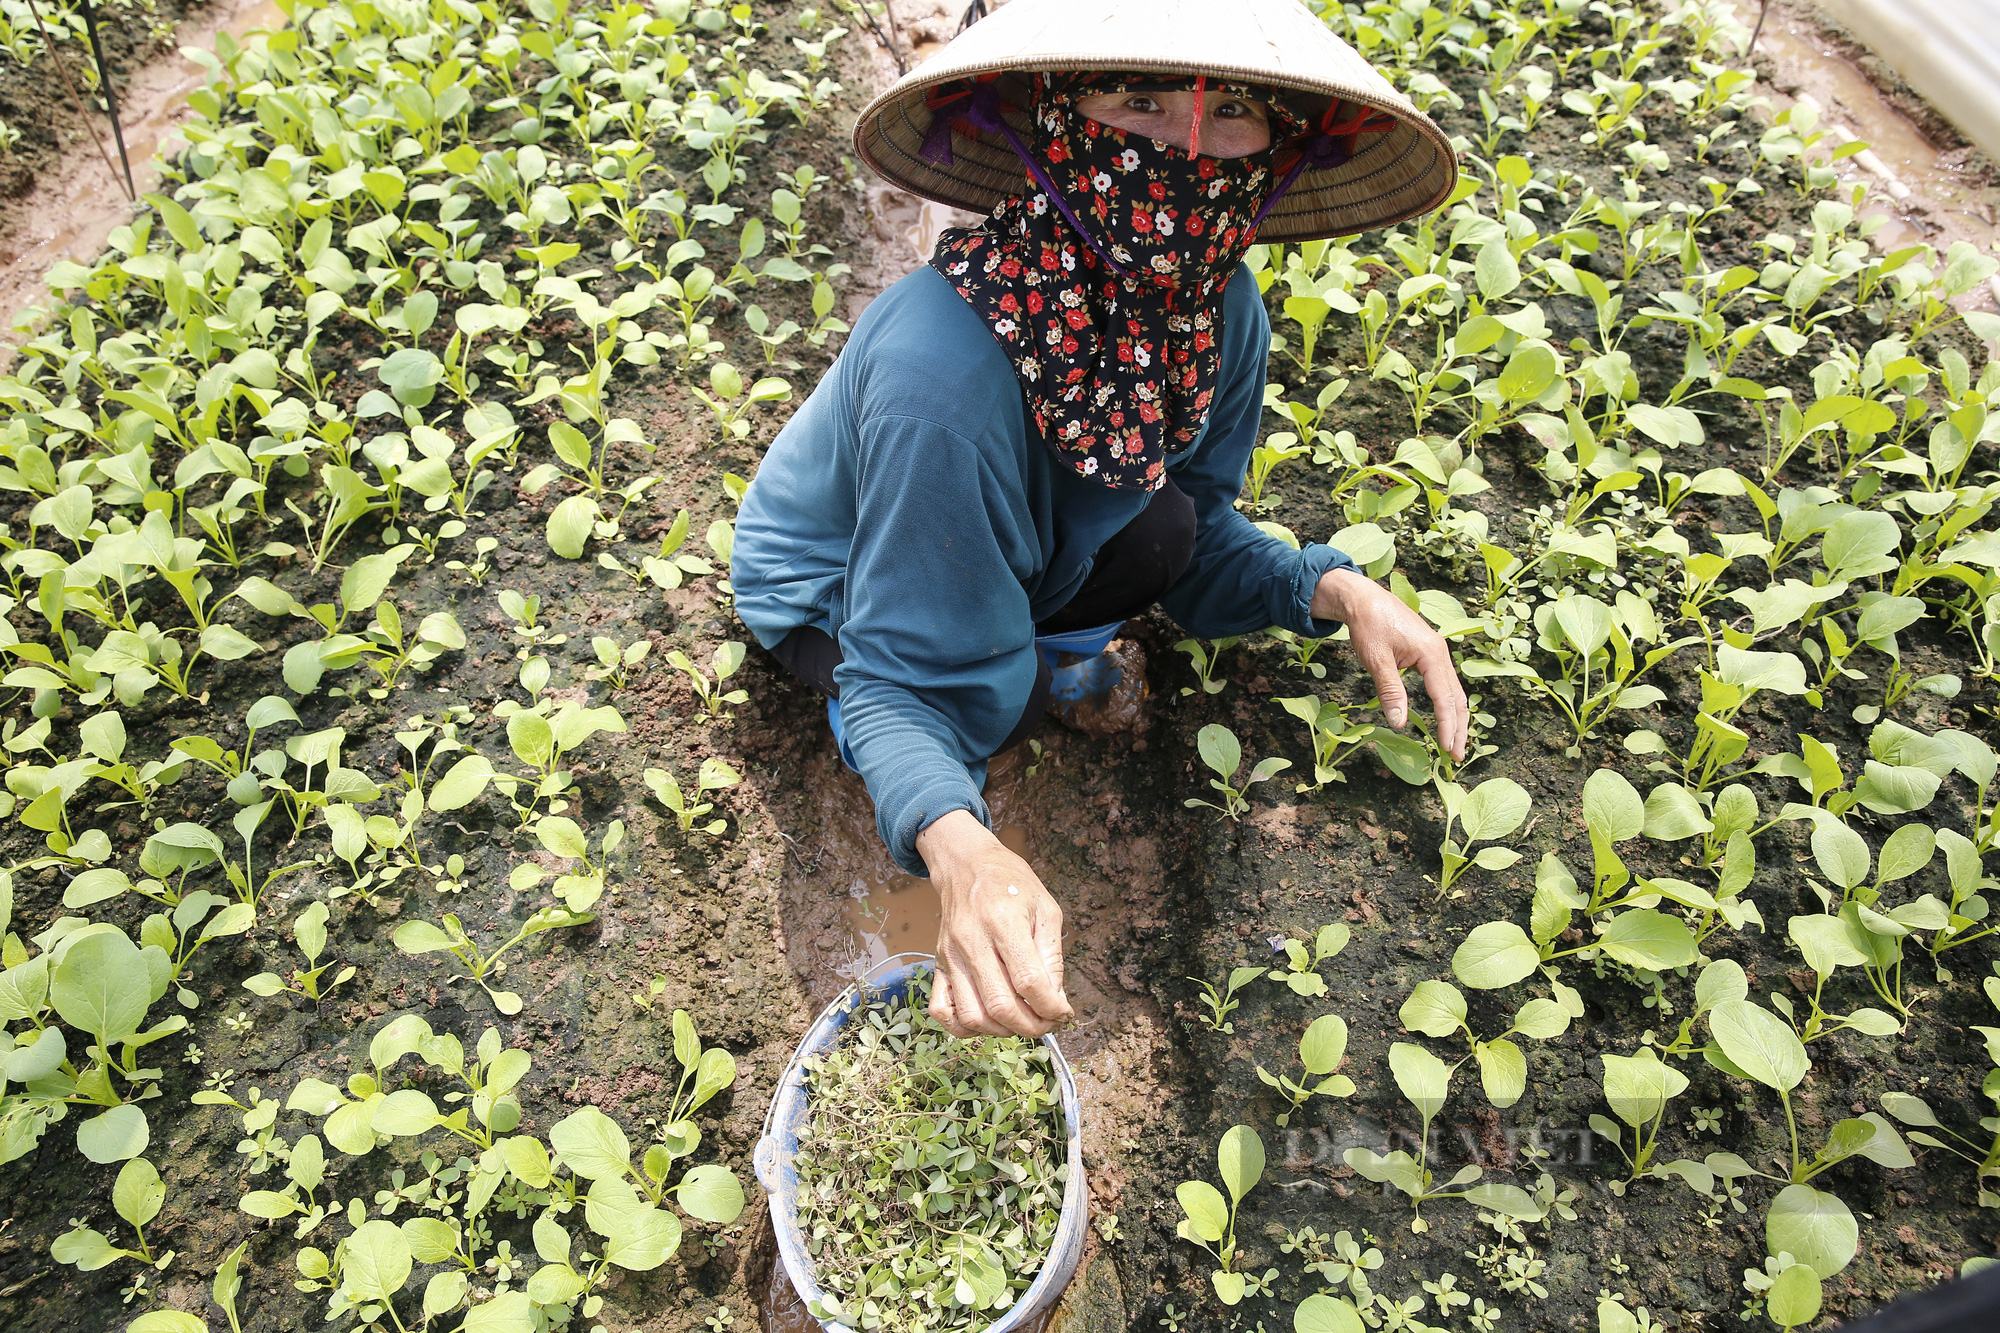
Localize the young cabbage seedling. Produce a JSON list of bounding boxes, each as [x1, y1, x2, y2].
[[1266, 923, 1351, 997], [51, 1158, 174, 1275], [244, 902, 356, 1002], [1175, 1125, 1264, 1304], [585, 635, 652, 691], [644, 758, 742, 835], [512, 816, 623, 911], [1189, 965, 1264, 1032], [1399, 973, 1574, 1109], [1186, 724, 1290, 821], [667, 642, 750, 718], [1343, 1042, 1545, 1232], [1431, 775, 1530, 896], [1173, 636, 1240, 695], [1276, 694, 1379, 790], [1255, 1014, 1354, 1126], [393, 907, 595, 1014]]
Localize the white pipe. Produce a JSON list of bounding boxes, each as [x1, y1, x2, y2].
[[1814, 0, 2000, 160]]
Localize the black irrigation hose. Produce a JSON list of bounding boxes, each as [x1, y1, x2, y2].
[[22, 0, 132, 200], [850, 0, 905, 77], [74, 0, 137, 201], [959, 0, 987, 34], [1750, 0, 1771, 53]]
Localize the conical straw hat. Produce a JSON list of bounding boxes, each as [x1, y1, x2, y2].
[[853, 0, 1459, 242]]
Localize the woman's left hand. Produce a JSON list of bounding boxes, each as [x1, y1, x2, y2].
[[1311, 567, 1468, 762]]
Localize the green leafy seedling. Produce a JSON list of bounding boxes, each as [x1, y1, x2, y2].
[[1175, 1125, 1264, 1304], [644, 758, 742, 834], [1189, 965, 1264, 1032], [1186, 724, 1290, 821], [1256, 1014, 1355, 1126], [393, 907, 595, 1014]]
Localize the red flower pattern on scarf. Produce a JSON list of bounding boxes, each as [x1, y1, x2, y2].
[[929, 72, 1303, 491]]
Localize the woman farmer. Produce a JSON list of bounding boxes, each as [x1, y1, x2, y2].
[[733, 0, 1467, 1040]]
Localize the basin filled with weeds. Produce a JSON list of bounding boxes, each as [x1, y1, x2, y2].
[[757, 958, 1085, 1333]]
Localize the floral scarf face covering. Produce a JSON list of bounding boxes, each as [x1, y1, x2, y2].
[[927, 72, 1307, 491]]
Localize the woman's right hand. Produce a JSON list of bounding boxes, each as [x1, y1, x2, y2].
[[916, 810, 1073, 1039]]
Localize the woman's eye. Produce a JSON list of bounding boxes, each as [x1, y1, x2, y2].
[[1125, 96, 1159, 113]]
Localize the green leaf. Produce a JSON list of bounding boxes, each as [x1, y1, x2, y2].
[[536, 816, 589, 860], [1811, 819, 1871, 889], [1475, 239, 1521, 300], [373, 1089, 441, 1136], [584, 1176, 682, 1270], [1475, 1038, 1527, 1107], [509, 712, 555, 771], [1460, 777, 1530, 841], [1597, 910, 1699, 972], [1553, 593, 1613, 657], [1299, 1014, 1349, 1076], [460, 1290, 536, 1333], [1875, 824, 1935, 883], [1709, 1000, 1809, 1092], [1389, 1042, 1451, 1122], [1787, 915, 1868, 976], [549, 1105, 632, 1181], [1583, 768, 1646, 842], [1176, 1180, 1228, 1242], [53, 930, 151, 1041], [547, 495, 602, 560], [340, 549, 410, 617], [1452, 921, 1540, 990], [378, 348, 445, 406], [1601, 1049, 1690, 1128], [343, 1219, 413, 1303], [393, 921, 457, 955], [1217, 1124, 1264, 1203], [1642, 783, 1712, 840], [502, 1134, 554, 1189], [676, 1163, 745, 1223], [1497, 342, 1558, 401], [1294, 1294, 1364, 1333], [1459, 1182, 1545, 1219], [113, 1157, 165, 1230], [1511, 997, 1571, 1040], [1767, 1184, 1857, 1278], [402, 1216, 460, 1264], [1399, 980, 1467, 1038], [1196, 725, 1241, 780], [1766, 1264, 1822, 1329]]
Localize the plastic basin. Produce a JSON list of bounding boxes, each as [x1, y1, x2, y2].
[[753, 952, 1088, 1333]]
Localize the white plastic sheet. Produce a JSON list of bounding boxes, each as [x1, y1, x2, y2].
[[1817, 0, 2000, 159]]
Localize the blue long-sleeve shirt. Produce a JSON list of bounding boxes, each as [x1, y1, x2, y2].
[[733, 262, 1355, 874]]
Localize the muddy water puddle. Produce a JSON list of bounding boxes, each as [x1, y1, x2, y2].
[[839, 822, 1030, 969], [0, 0, 286, 348]]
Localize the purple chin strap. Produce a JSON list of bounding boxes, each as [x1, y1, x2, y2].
[[915, 79, 1359, 265], [1247, 128, 1354, 231]]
